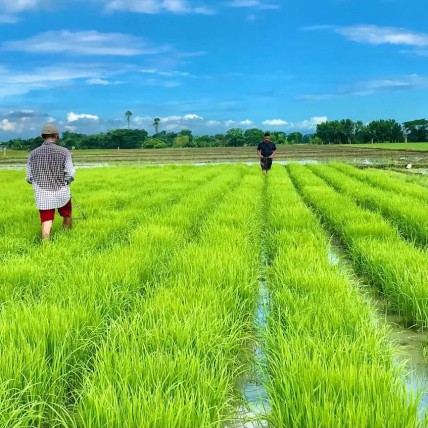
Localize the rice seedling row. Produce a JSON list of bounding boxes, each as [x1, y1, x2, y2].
[[331, 163, 428, 204], [2, 164, 428, 427], [0, 165, 224, 303], [72, 170, 263, 427], [0, 166, 245, 426], [0, 166, 219, 262], [395, 172, 428, 188], [308, 164, 428, 248], [287, 163, 428, 328], [263, 167, 420, 427]]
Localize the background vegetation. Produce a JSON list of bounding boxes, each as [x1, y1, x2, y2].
[[2, 118, 427, 151]]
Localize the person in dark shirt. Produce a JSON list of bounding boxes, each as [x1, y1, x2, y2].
[[257, 132, 277, 174]]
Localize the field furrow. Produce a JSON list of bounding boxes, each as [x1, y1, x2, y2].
[[264, 167, 420, 427], [287, 163, 428, 327]]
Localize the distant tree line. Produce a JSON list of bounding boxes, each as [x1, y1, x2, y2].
[[314, 119, 428, 145], [3, 118, 427, 150]]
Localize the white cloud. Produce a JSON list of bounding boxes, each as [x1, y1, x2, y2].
[[262, 119, 291, 126], [299, 74, 428, 100], [365, 75, 422, 89], [2, 30, 168, 56], [296, 116, 328, 130], [305, 24, 428, 48], [183, 114, 203, 120], [224, 120, 237, 127], [239, 119, 253, 125], [100, 0, 216, 14], [0, 0, 54, 14], [67, 112, 99, 122], [0, 110, 54, 136], [225, 0, 280, 9], [0, 14, 20, 23], [0, 63, 117, 98], [86, 78, 111, 85], [141, 68, 193, 77], [206, 120, 221, 126], [336, 25, 428, 47], [0, 119, 15, 131], [194, 6, 216, 15]]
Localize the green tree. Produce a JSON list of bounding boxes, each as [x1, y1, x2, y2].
[[143, 137, 165, 149], [214, 134, 227, 147], [403, 119, 428, 142], [354, 121, 366, 143], [194, 135, 216, 147], [173, 135, 191, 148], [340, 119, 355, 144], [244, 128, 264, 146], [225, 128, 245, 146], [309, 135, 323, 145], [271, 131, 287, 145], [366, 119, 403, 143], [153, 117, 160, 134], [105, 129, 148, 149], [153, 130, 177, 147], [125, 111, 132, 129], [288, 132, 303, 145]]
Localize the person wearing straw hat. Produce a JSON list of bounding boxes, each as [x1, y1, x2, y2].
[[257, 132, 277, 174], [26, 124, 75, 240]]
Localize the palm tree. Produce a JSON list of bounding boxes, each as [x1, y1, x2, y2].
[[153, 117, 160, 134], [125, 111, 132, 129]]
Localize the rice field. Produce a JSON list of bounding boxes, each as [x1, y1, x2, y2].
[[1, 163, 428, 427]]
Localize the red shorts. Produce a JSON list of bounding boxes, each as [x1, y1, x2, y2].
[[39, 200, 72, 223]]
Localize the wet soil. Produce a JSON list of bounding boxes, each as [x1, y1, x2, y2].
[[2, 145, 428, 167]]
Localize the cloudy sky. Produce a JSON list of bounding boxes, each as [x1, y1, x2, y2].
[[0, 0, 427, 140]]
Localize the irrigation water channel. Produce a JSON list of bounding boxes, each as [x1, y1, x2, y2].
[[328, 241, 428, 419], [229, 245, 271, 427]]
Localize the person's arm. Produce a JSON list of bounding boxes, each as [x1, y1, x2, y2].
[[269, 144, 277, 158], [257, 144, 263, 158], [64, 151, 75, 185], [25, 156, 33, 184]]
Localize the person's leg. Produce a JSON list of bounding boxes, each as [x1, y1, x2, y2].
[[260, 158, 268, 174], [59, 199, 73, 229], [41, 221, 53, 240], [39, 210, 55, 240]]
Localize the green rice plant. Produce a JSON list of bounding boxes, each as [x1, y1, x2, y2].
[[0, 166, 220, 300], [392, 171, 428, 189], [0, 166, 248, 426], [331, 163, 428, 204], [264, 167, 421, 427], [308, 163, 428, 248], [76, 172, 263, 427], [287, 163, 428, 327], [0, 166, 218, 261], [0, 303, 101, 427]]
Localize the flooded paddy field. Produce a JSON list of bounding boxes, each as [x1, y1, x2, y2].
[[2, 144, 428, 169], [2, 163, 428, 426]]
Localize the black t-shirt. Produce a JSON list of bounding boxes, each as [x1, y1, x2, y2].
[[257, 141, 277, 157]]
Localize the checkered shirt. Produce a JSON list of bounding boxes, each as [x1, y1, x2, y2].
[[26, 142, 75, 210]]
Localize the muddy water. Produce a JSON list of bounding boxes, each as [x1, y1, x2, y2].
[[328, 242, 428, 418]]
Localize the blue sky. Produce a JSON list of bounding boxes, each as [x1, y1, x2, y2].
[[0, 0, 427, 140]]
